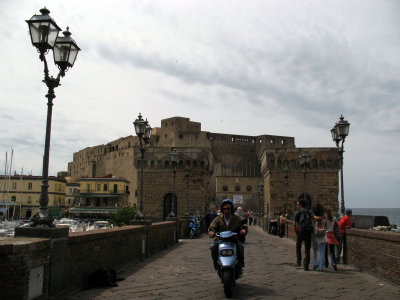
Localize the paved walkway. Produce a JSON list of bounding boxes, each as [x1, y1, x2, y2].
[[69, 226, 400, 299]]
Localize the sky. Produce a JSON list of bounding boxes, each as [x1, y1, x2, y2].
[[0, 0, 399, 208]]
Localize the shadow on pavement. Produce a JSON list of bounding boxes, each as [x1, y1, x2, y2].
[[230, 282, 276, 299]]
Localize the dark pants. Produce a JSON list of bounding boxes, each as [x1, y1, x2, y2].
[[336, 232, 347, 264], [296, 231, 312, 268], [210, 240, 245, 268], [279, 224, 286, 237]]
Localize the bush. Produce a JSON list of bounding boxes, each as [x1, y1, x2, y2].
[[109, 207, 137, 226]]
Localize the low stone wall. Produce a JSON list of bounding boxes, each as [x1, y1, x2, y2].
[[66, 225, 145, 294], [1, 221, 178, 299], [0, 238, 50, 300], [347, 228, 400, 286]]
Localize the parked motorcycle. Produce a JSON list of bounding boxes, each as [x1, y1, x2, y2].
[[214, 231, 243, 298], [189, 217, 201, 238]]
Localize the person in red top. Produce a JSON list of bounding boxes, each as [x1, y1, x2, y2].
[[336, 209, 352, 264]]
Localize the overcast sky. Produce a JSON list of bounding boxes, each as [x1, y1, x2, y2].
[[0, 0, 399, 208]]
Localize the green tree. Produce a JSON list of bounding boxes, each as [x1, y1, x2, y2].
[[109, 207, 137, 226]]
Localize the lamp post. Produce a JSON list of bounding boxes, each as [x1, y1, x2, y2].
[[26, 8, 80, 226], [331, 114, 350, 217], [133, 113, 152, 219], [169, 148, 179, 218], [283, 167, 289, 216], [298, 150, 311, 209], [184, 164, 190, 217]]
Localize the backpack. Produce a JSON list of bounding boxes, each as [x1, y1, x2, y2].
[[299, 211, 313, 233]]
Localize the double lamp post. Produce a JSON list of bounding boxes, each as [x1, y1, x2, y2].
[[133, 113, 152, 219], [26, 8, 80, 226], [331, 115, 350, 217]]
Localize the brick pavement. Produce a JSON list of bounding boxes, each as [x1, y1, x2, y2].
[[68, 226, 400, 299]]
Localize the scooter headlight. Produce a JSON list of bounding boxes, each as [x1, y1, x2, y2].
[[220, 249, 234, 256]]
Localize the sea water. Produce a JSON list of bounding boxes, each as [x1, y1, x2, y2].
[[351, 208, 400, 227]]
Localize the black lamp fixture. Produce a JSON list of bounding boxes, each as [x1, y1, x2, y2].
[[283, 167, 289, 216], [169, 148, 179, 218], [298, 150, 311, 209], [331, 114, 350, 217], [184, 164, 191, 217], [133, 113, 152, 219], [26, 8, 80, 227]]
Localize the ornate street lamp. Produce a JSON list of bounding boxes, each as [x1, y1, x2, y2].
[[184, 164, 190, 217], [298, 150, 311, 209], [283, 167, 289, 216], [331, 114, 350, 217], [169, 148, 179, 218], [133, 113, 151, 219], [26, 8, 80, 227]]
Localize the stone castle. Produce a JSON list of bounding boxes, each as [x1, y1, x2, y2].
[[67, 116, 340, 219]]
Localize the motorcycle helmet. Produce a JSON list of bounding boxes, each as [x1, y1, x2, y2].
[[220, 199, 234, 213]]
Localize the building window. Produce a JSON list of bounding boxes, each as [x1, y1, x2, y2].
[[11, 196, 16, 201], [27, 196, 32, 204], [104, 184, 108, 191], [179, 134, 183, 139], [97, 184, 101, 191], [28, 182, 32, 190], [86, 184, 90, 192], [235, 185, 241, 192], [165, 134, 168, 138], [246, 185, 252, 192], [12, 182, 16, 189], [222, 186, 228, 192]]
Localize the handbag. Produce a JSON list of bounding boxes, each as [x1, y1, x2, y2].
[[314, 220, 326, 238], [333, 220, 341, 242]]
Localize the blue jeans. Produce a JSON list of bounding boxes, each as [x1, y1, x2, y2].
[[313, 238, 326, 270]]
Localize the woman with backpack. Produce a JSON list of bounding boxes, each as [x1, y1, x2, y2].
[[312, 203, 327, 271]]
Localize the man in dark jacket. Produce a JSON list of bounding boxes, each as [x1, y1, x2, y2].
[[294, 199, 314, 271], [209, 199, 247, 270]]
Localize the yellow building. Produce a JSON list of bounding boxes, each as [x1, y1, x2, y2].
[[68, 175, 130, 218], [0, 175, 66, 219]]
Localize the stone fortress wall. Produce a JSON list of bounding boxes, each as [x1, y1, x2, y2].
[[67, 116, 340, 217]]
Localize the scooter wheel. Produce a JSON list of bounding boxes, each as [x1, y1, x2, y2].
[[222, 269, 233, 298]]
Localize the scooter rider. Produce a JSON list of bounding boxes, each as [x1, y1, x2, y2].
[[208, 199, 248, 270]]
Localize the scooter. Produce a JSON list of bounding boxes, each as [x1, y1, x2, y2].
[[189, 217, 201, 238], [215, 231, 242, 298]]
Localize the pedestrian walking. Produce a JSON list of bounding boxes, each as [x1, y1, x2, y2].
[[325, 207, 339, 270], [336, 208, 352, 264], [249, 210, 254, 225], [312, 203, 326, 271], [294, 200, 314, 271], [279, 212, 287, 238]]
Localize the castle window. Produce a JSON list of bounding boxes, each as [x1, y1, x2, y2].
[[259, 139, 263, 144], [223, 186, 228, 192], [281, 139, 284, 145]]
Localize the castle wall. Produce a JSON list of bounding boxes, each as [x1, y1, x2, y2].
[[67, 116, 340, 218]]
